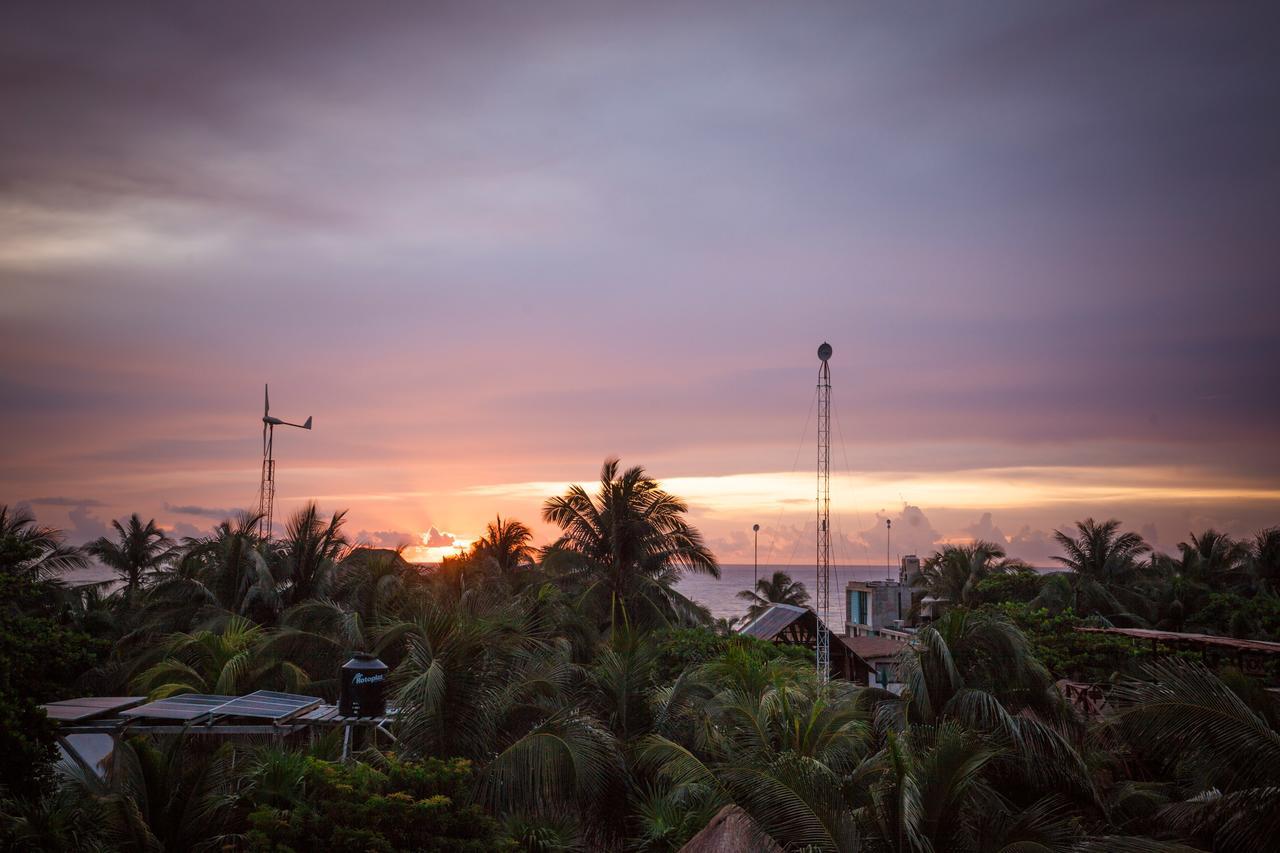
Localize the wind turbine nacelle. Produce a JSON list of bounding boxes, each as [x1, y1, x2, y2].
[[264, 416, 285, 425]]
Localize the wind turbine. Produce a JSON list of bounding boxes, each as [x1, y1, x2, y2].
[[257, 384, 312, 540]]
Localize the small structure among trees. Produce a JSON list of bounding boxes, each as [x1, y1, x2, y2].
[[738, 603, 873, 681]]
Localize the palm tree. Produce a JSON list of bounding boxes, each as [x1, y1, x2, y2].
[[65, 735, 234, 852], [85, 514, 173, 596], [1248, 527, 1280, 595], [590, 627, 661, 742], [389, 593, 626, 827], [334, 546, 416, 623], [472, 515, 536, 582], [389, 594, 554, 760], [0, 504, 87, 581], [272, 503, 348, 607], [1048, 518, 1150, 623], [912, 541, 1022, 610], [542, 457, 719, 631], [858, 723, 1082, 853], [142, 511, 278, 632], [1175, 529, 1249, 591], [0, 785, 107, 852], [1112, 659, 1280, 853], [641, 668, 870, 851], [643, 612, 1092, 852], [737, 571, 809, 621], [892, 609, 1071, 728], [131, 615, 306, 698]]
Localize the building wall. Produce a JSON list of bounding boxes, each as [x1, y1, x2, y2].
[[845, 580, 913, 636]]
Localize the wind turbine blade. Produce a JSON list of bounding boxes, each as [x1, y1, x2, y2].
[[264, 383, 270, 417]]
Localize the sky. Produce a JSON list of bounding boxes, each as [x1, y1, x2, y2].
[[3, 1, 1279, 567]]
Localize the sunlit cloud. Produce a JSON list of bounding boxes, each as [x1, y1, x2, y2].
[[465, 466, 1280, 518], [404, 532, 472, 565]]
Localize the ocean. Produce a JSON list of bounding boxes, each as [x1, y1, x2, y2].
[[63, 561, 893, 624], [677, 563, 897, 623]]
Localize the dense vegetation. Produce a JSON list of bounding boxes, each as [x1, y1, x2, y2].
[[2, 461, 1278, 851]]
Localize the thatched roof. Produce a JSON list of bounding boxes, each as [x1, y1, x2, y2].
[[679, 805, 783, 853]]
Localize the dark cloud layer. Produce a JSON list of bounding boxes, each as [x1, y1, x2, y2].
[[27, 496, 104, 507], [163, 502, 233, 518]]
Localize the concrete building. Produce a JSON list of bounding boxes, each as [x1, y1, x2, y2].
[[844, 555, 921, 638]]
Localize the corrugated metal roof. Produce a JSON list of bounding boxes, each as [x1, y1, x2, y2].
[[738, 603, 808, 639], [1075, 627, 1280, 654]]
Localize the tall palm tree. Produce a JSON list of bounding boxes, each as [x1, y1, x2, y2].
[[1052, 519, 1149, 583], [142, 511, 277, 632], [542, 457, 719, 631], [272, 503, 348, 607], [1048, 518, 1150, 623], [912, 541, 1022, 609], [472, 515, 536, 581], [0, 504, 88, 581], [1176, 529, 1249, 591], [86, 514, 174, 597], [737, 571, 809, 621]]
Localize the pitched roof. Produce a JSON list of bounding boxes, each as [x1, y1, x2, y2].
[[679, 805, 783, 853], [738, 603, 809, 640]]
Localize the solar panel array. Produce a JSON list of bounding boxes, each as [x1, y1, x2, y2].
[[122, 694, 229, 721], [41, 696, 146, 722], [212, 690, 320, 721], [120, 690, 321, 723]]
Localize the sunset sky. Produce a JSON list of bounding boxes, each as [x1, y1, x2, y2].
[[3, 2, 1278, 567]]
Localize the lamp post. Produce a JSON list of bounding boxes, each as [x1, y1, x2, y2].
[[752, 523, 760, 589], [886, 518, 892, 581]]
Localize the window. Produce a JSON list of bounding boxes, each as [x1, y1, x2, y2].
[[848, 590, 869, 625]]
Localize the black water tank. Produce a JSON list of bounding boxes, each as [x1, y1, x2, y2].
[[339, 652, 388, 717]]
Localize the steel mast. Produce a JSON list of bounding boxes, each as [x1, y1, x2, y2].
[[816, 342, 832, 683], [257, 384, 313, 540]]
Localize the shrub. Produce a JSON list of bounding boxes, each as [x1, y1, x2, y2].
[[246, 754, 512, 852]]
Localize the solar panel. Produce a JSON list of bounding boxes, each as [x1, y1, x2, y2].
[[210, 690, 320, 721], [42, 696, 146, 722], [122, 694, 230, 721]]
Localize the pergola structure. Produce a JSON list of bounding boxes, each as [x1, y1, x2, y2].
[[42, 689, 398, 773], [1075, 626, 1280, 677]]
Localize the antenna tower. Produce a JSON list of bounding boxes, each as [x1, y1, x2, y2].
[[257, 384, 313, 540], [816, 342, 832, 683]]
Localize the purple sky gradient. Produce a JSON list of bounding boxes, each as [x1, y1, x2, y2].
[[3, 1, 1278, 564]]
